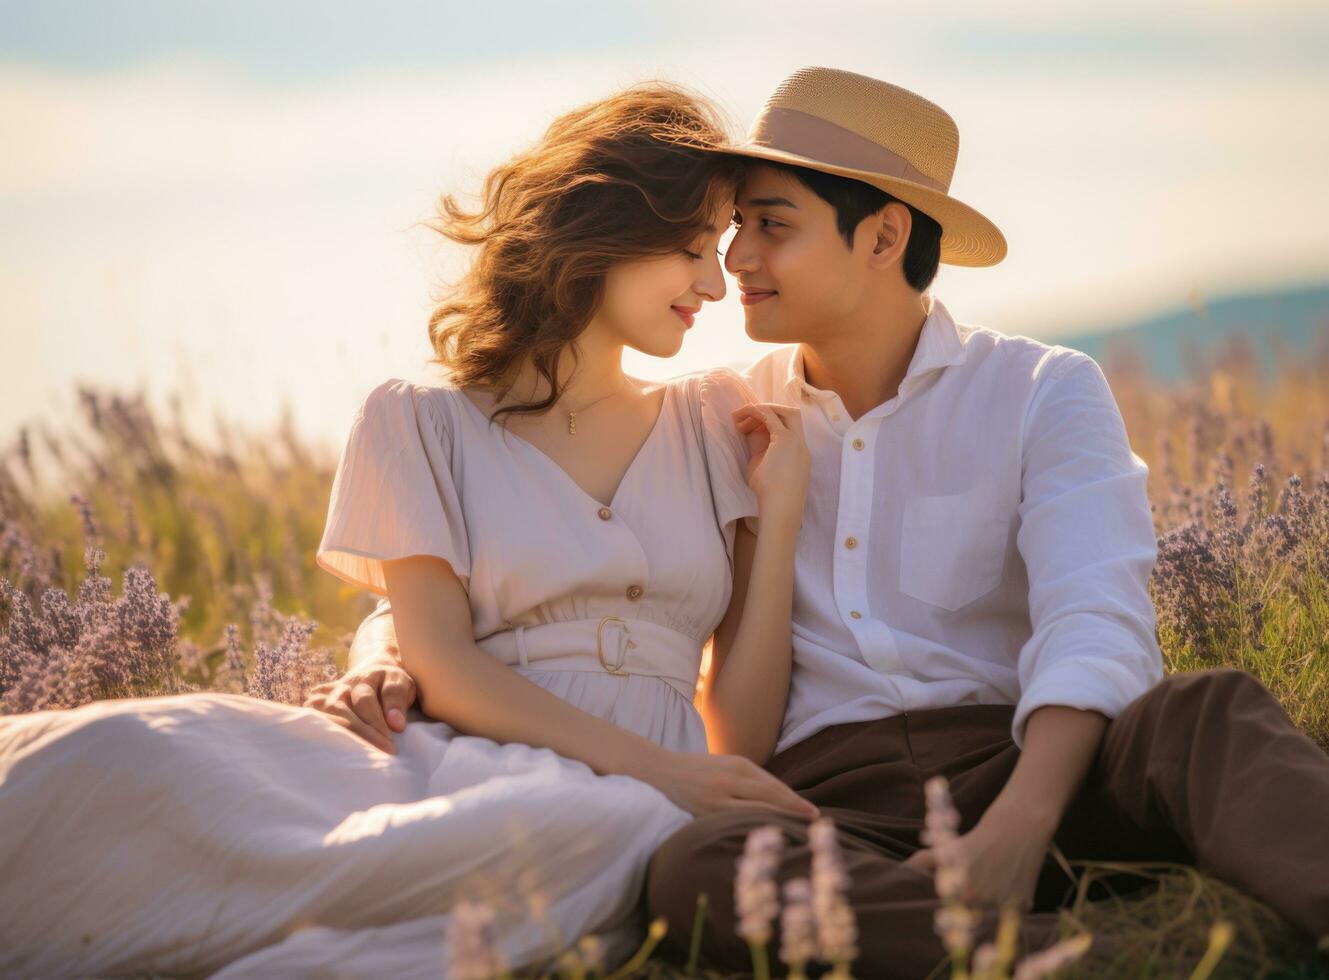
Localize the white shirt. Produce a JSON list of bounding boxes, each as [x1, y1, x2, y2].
[[741, 293, 1164, 754]]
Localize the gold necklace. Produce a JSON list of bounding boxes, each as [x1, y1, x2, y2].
[[565, 378, 632, 435]]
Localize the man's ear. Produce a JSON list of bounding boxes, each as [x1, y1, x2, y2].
[[866, 201, 911, 270]]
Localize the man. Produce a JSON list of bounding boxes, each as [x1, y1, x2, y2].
[[309, 66, 1329, 976]]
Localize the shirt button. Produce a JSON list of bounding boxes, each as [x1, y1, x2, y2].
[[852, 438, 865, 451], [832, 414, 841, 421], [849, 610, 862, 619], [844, 536, 858, 549], [597, 507, 612, 521], [626, 584, 644, 600]]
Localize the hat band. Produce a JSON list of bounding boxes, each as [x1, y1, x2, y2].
[[746, 106, 948, 194]]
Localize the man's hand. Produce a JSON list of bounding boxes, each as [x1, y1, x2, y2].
[[303, 660, 418, 755], [903, 796, 1058, 909], [903, 705, 1106, 906]]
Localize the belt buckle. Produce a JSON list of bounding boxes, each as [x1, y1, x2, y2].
[[596, 616, 635, 675]]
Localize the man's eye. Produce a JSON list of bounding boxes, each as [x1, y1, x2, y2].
[[760, 218, 781, 229]]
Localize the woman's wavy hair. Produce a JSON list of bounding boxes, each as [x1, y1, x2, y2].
[[421, 82, 742, 424]]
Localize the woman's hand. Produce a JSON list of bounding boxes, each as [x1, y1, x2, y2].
[[639, 744, 820, 820], [303, 660, 418, 756], [732, 401, 810, 529]]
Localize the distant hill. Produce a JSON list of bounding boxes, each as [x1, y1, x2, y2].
[[1049, 281, 1329, 382]]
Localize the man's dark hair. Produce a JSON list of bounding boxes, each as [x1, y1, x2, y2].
[[761, 161, 943, 293]]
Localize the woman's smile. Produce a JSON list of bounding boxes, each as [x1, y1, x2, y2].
[[671, 305, 698, 328]]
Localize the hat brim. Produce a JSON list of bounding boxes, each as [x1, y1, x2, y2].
[[701, 143, 1007, 268]]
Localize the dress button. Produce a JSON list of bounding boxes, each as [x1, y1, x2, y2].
[[844, 536, 858, 549], [852, 438, 865, 450], [626, 584, 644, 600], [597, 507, 613, 521], [849, 610, 862, 619]]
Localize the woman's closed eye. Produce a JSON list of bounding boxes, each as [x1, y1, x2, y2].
[[682, 248, 724, 260]]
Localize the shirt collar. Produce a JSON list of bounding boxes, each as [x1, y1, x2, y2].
[[783, 293, 967, 402]]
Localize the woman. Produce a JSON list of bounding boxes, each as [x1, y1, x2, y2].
[[0, 84, 813, 978]]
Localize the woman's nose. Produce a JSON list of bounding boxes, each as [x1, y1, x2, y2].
[[696, 261, 727, 302]]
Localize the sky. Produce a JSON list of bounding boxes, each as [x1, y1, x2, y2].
[[2, 0, 1327, 463]]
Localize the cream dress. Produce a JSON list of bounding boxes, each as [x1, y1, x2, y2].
[[0, 368, 760, 979]]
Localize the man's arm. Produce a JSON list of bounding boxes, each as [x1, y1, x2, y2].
[[905, 704, 1108, 907], [305, 597, 418, 754], [906, 353, 1164, 905], [347, 598, 402, 670], [1010, 351, 1158, 749], [1004, 351, 1163, 803], [988, 705, 1106, 826]]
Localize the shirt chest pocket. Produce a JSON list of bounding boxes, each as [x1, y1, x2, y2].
[[898, 482, 1014, 611]]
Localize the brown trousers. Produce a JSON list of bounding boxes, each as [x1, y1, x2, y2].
[[645, 668, 1329, 978]]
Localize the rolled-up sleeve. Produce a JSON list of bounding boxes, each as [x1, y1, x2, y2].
[[1010, 352, 1164, 750]]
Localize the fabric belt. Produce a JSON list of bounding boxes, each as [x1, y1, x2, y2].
[[476, 617, 703, 701]]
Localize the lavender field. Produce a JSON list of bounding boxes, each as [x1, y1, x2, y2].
[[2, 326, 1328, 979]]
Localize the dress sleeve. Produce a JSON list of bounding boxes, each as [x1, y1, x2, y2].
[[697, 367, 761, 561], [316, 378, 472, 596]]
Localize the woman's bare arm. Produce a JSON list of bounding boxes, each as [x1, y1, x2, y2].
[[382, 553, 660, 775], [379, 552, 817, 819], [697, 515, 800, 765], [696, 400, 808, 766]]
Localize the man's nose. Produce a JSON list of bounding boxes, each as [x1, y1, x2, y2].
[[724, 230, 756, 275]]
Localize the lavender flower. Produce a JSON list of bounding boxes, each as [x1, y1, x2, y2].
[[1011, 933, 1093, 980], [70, 491, 101, 545], [224, 622, 247, 689], [0, 495, 338, 716], [1150, 450, 1329, 661], [247, 617, 318, 704], [445, 899, 506, 980], [735, 824, 784, 946], [574, 934, 605, 975], [972, 941, 999, 976], [808, 816, 859, 972], [922, 775, 980, 968], [778, 877, 816, 979], [0, 535, 185, 713]]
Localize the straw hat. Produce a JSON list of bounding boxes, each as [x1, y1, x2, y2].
[[717, 66, 1007, 268]]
